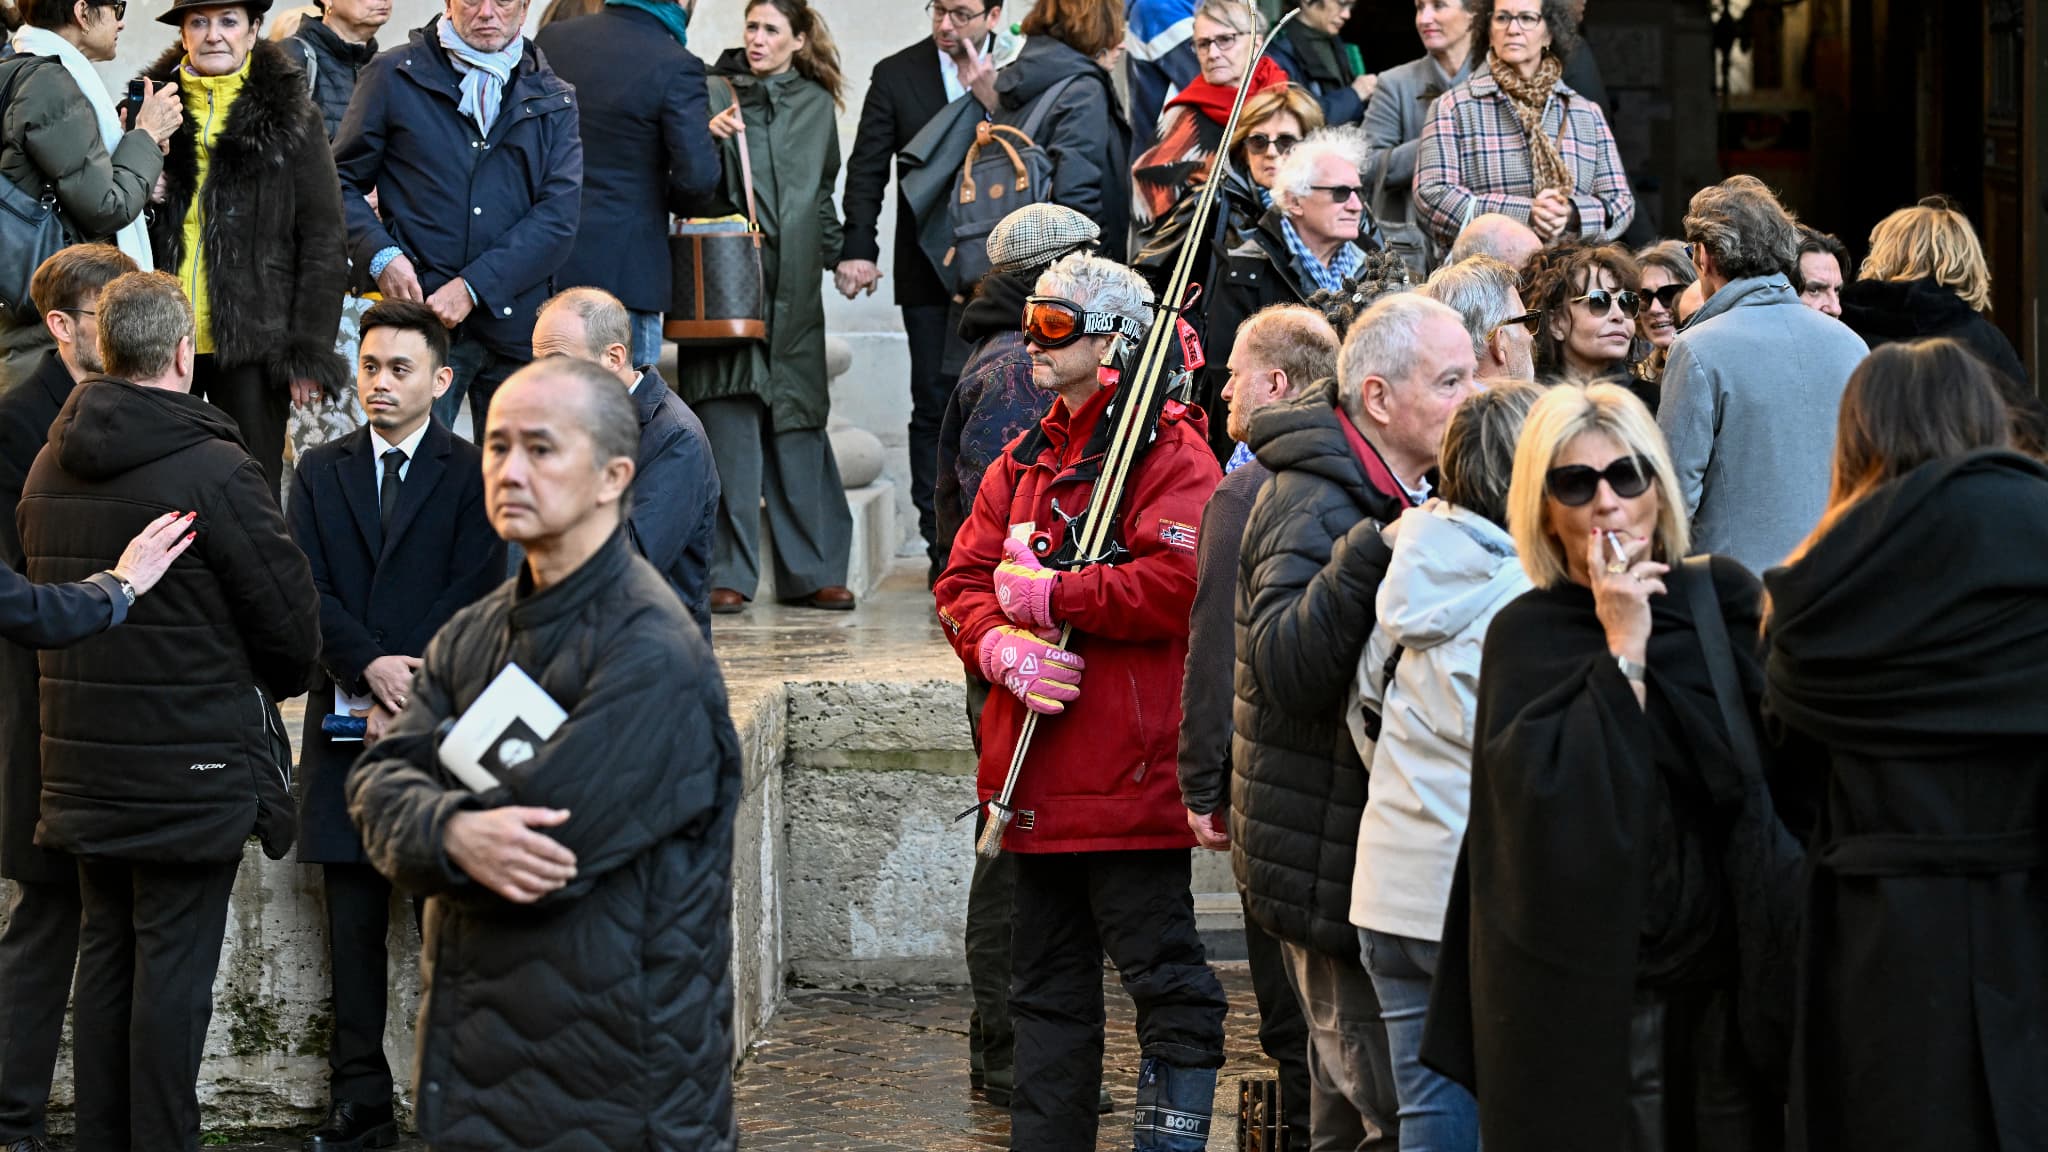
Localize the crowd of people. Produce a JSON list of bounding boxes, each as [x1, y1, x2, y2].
[[0, 0, 2038, 1149]]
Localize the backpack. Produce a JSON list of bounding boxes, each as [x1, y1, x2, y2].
[[943, 74, 1081, 293]]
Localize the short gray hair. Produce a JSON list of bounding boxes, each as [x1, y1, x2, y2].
[[1684, 175, 1800, 282], [1422, 255, 1520, 361], [1192, 0, 1263, 37], [97, 271, 192, 381], [1336, 292, 1465, 420], [539, 286, 633, 363], [500, 356, 643, 473], [1236, 304, 1338, 393], [1035, 253, 1154, 342], [1273, 126, 1367, 213]]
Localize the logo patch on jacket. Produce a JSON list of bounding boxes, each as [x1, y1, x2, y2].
[[1158, 519, 1198, 552]]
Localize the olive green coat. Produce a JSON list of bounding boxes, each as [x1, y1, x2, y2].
[[676, 55, 843, 433]]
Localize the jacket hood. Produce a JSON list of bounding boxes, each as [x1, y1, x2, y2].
[[1688, 273, 1797, 328], [1247, 377, 1365, 486], [1377, 500, 1527, 650], [959, 270, 1032, 343], [50, 378, 244, 480], [1838, 276, 1977, 342], [997, 36, 1099, 108]]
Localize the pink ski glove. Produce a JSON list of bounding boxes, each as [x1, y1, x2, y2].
[[994, 538, 1059, 630], [977, 625, 1085, 715]]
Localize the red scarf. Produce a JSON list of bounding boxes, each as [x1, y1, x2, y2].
[[1167, 55, 1290, 125]]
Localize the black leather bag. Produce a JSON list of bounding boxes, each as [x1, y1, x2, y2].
[[0, 56, 78, 320], [667, 77, 767, 346]]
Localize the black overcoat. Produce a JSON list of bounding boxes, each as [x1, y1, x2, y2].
[[285, 420, 504, 864]]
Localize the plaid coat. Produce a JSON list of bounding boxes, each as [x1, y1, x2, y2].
[[1412, 62, 1633, 248]]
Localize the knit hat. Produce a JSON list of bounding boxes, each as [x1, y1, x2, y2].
[[987, 204, 1101, 276]]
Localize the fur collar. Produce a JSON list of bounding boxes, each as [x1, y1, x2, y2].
[[143, 39, 312, 168]]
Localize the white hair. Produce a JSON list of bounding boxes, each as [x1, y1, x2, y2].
[[1336, 292, 1465, 420], [1034, 253, 1155, 341], [1273, 126, 1369, 213]]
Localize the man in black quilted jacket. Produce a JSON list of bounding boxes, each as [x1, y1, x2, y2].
[[348, 356, 742, 1152]]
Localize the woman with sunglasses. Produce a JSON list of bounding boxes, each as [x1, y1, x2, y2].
[[1412, 0, 1632, 253], [1424, 383, 1797, 1151], [1764, 340, 2048, 1152], [1524, 241, 1656, 407], [1634, 239, 1697, 381], [1130, 0, 1288, 250]]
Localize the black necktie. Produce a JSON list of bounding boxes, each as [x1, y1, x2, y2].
[[379, 448, 404, 533]]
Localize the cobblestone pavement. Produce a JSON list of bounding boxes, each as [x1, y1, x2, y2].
[[180, 964, 1271, 1151], [736, 964, 1275, 1151]]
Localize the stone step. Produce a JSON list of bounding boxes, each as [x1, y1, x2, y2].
[[1195, 890, 1248, 962]]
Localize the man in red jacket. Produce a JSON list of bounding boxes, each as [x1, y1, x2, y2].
[[934, 253, 1227, 1152]]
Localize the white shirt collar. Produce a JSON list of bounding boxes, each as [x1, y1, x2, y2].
[[369, 420, 431, 464]]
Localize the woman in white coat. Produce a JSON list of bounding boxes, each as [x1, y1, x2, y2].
[[1348, 381, 1540, 1152]]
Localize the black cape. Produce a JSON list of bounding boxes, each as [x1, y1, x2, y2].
[[1764, 450, 2048, 1152], [1422, 554, 1790, 1152]]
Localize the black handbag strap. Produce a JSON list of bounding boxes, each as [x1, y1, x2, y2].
[[1683, 555, 1766, 787]]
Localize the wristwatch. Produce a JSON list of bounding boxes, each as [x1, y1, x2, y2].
[[104, 571, 137, 607], [1615, 654, 1647, 684]]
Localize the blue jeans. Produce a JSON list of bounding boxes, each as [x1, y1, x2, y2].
[[628, 309, 663, 368], [430, 328, 518, 439], [1359, 929, 1479, 1152]]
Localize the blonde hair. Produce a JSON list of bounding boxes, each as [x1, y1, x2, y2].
[[1225, 85, 1324, 163], [1861, 203, 1992, 313], [1507, 383, 1689, 589]]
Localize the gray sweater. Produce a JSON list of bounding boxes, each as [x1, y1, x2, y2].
[[1657, 275, 1868, 574]]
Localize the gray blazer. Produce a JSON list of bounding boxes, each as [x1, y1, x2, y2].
[[1657, 275, 1870, 574], [1363, 53, 1471, 231]]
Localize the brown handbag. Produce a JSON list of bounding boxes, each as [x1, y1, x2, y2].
[[666, 78, 769, 345]]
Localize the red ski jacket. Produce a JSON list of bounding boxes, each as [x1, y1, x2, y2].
[[935, 383, 1222, 853]]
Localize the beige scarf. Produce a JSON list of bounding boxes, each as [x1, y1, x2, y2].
[[1490, 50, 1573, 196]]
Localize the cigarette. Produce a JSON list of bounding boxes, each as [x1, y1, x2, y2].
[[1604, 531, 1628, 567]]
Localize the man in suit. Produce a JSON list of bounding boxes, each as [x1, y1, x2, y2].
[[837, 0, 1000, 572], [533, 287, 718, 639], [286, 299, 505, 1151], [535, 0, 720, 365]]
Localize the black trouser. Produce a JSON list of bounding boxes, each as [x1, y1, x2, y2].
[[72, 856, 240, 1152], [1009, 849, 1229, 1150], [903, 304, 958, 566], [0, 867, 80, 1143], [323, 862, 420, 1108], [1245, 898, 1314, 1147], [967, 802, 1016, 1082], [192, 354, 289, 501]]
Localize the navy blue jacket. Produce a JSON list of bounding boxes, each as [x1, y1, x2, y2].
[[286, 419, 505, 863], [334, 19, 583, 357], [628, 367, 718, 640], [534, 7, 720, 313]]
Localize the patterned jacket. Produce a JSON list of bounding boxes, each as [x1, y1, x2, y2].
[[1411, 61, 1633, 248]]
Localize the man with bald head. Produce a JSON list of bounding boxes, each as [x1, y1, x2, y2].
[[1446, 212, 1544, 271], [349, 357, 744, 1152], [534, 287, 719, 636]]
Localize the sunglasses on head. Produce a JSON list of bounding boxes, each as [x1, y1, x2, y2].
[[1022, 296, 1142, 349], [1643, 283, 1686, 311], [1546, 455, 1655, 507], [1572, 289, 1641, 318], [1246, 132, 1300, 155]]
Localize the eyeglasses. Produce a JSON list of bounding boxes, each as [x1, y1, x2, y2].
[[1642, 283, 1686, 311], [1491, 10, 1543, 29], [1572, 289, 1641, 318], [925, 1, 988, 22], [1311, 184, 1365, 204], [1022, 296, 1140, 349], [1245, 132, 1300, 155], [90, 0, 126, 18], [1192, 31, 1242, 55], [1491, 308, 1541, 336], [1546, 455, 1655, 507], [58, 307, 97, 317]]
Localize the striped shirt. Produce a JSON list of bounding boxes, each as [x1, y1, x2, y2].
[[1411, 62, 1634, 248]]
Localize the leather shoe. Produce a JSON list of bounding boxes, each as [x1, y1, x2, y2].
[[306, 1100, 399, 1151], [710, 588, 747, 614], [789, 585, 856, 611]]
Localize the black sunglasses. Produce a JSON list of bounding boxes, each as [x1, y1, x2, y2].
[[1572, 289, 1641, 318], [1492, 308, 1542, 336], [1642, 283, 1686, 311], [89, 0, 126, 16], [1245, 132, 1300, 155], [1546, 455, 1655, 507], [1311, 184, 1365, 204]]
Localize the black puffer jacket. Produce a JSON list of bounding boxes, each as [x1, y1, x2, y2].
[[1230, 378, 1400, 956], [348, 528, 743, 1152], [285, 18, 379, 141], [18, 378, 318, 862], [141, 41, 349, 396]]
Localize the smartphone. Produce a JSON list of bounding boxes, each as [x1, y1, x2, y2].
[[121, 79, 146, 128]]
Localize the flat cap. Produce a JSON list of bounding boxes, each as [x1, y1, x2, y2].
[[987, 204, 1101, 276]]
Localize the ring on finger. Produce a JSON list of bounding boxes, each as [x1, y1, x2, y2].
[[1605, 560, 1628, 574]]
